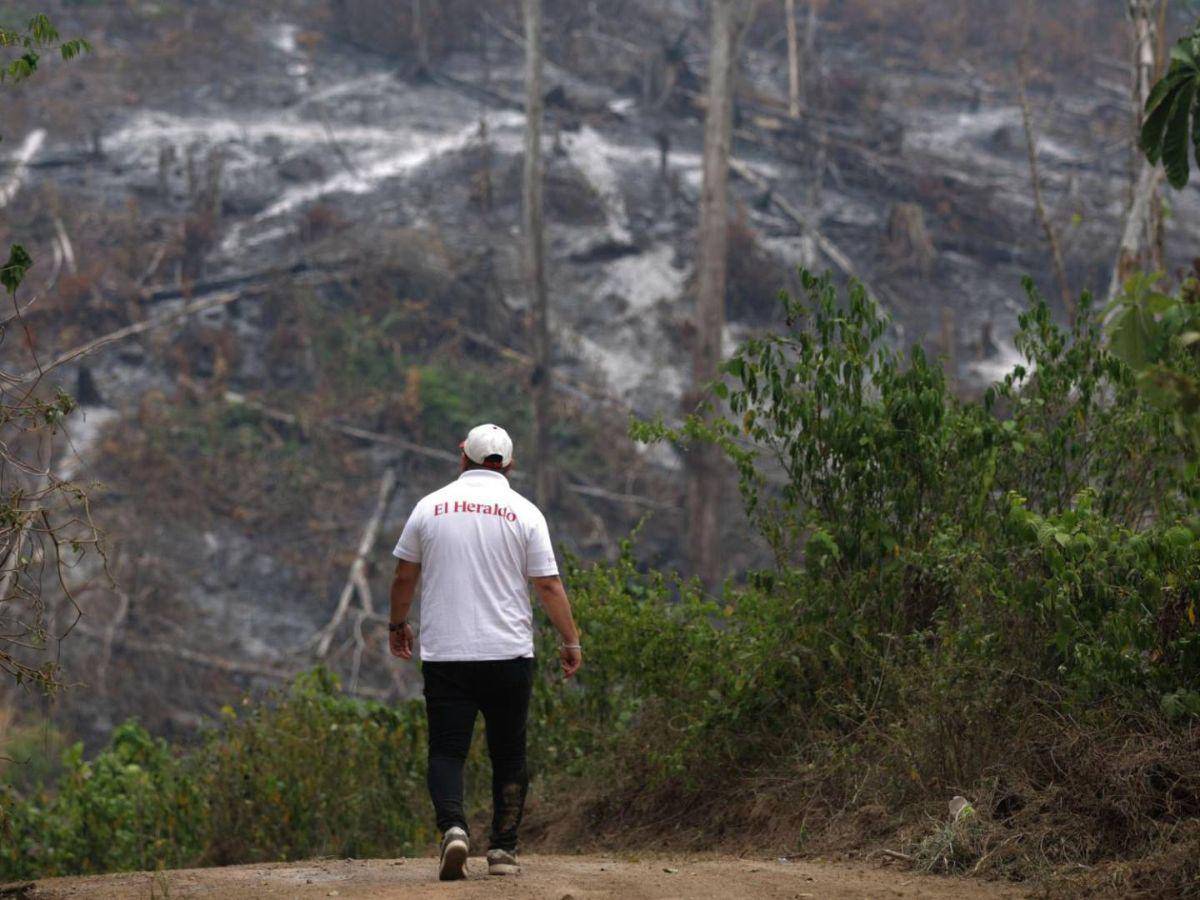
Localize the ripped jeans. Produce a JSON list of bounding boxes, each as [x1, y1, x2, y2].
[[421, 657, 534, 852]]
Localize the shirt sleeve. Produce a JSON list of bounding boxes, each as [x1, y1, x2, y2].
[[392, 502, 424, 563], [524, 510, 559, 577]]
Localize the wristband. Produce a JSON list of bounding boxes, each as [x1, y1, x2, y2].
[[559, 642, 581, 650], [388, 621, 408, 632]]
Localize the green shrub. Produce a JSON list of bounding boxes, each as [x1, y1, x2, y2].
[[578, 271, 1200, 887], [0, 670, 479, 879], [200, 668, 437, 865], [1, 722, 203, 877]]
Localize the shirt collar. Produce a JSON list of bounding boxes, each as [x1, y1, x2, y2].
[[458, 469, 508, 484]]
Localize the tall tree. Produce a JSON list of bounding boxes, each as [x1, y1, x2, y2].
[[411, 0, 430, 77], [1111, 0, 1167, 300], [785, 0, 800, 117], [690, 0, 754, 590], [522, 0, 553, 508]]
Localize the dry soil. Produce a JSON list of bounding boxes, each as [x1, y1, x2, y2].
[[20, 854, 1030, 899]]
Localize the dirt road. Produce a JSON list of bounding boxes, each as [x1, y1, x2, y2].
[[22, 854, 1027, 899]]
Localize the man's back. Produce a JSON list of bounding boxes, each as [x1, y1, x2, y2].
[[393, 469, 557, 661], [387, 423, 580, 880]]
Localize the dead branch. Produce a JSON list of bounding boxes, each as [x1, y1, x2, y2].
[[52, 216, 78, 276], [95, 585, 132, 693], [224, 390, 458, 464], [480, 9, 572, 82], [43, 241, 65, 295], [0, 129, 44, 208], [314, 468, 398, 659], [137, 244, 168, 289], [0, 515, 34, 604], [222, 392, 674, 510], [349, 607, 372, 692], [315, 101, 363, 180], [14, 287, 246, 383], [72, 622, 391, 701], [729, 157, 895, 307]]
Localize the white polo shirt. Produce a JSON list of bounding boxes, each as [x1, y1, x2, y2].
[[392, 469, 558, 661]]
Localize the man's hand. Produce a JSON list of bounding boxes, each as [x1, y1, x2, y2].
[[388, 622, 414, 659], [532, 575, 582, 680], [388, 559, 420, 660], [559, 644, 582, 679]]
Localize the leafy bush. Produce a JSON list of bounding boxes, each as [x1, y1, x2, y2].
[[1107, 270, 1200, 450], [588, 271, 1200, 890], [1, 722, 204, 877], [201, 669, 436, 865], [0, 671, 464, 878]]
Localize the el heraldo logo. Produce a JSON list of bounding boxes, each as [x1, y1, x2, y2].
[[433, 501, 518, 522]]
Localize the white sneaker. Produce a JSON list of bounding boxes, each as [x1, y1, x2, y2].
[[438, 827, 469, 881], [486, 848, 520, 875]]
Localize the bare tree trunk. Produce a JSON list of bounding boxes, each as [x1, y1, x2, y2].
[[690, 0, 751, 591], [1124, 0, 1164, 277], [786, 0, 800, 117], [412, 0, 430, 77], [802, 0, 818, 103], [523, 0, 553, 509], [1107, 164, 1164, 306]]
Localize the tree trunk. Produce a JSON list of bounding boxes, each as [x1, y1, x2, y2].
[[690, 0, 751, 591], [1107, 164, 1164, 306], [802, 0, 818, 103], [1122, 0, 1164, 281], [786, 0, 800, 117], [523, 0, 553, 509], [412, 0, 430, 76]]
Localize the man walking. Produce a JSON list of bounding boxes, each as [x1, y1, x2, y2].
[[387, 423, 582, 881]]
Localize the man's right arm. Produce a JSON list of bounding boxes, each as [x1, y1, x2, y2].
[[532, 575, 582, 679], [388, 501, 424, 660]]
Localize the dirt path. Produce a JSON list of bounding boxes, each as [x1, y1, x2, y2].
[[23, 854, 1028, 899]]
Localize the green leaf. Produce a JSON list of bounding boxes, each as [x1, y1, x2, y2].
[[1163, 80, 1196, 188], [1109, 300, 1154, 370], [0, 244, 32, 295], [1142, 75, 1189, 164], [1171, 38, 1199, 69], [1145, 65, 1191, 120]]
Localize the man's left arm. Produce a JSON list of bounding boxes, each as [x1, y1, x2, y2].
[[388, 559, 420, 659]]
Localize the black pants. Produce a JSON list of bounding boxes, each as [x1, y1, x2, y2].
[[422, 657, 534, 852]]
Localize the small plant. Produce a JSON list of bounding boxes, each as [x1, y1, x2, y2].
[[911, 799, 994, 874]]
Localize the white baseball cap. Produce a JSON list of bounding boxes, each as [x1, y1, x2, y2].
[[461, 423, 513, 466]]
